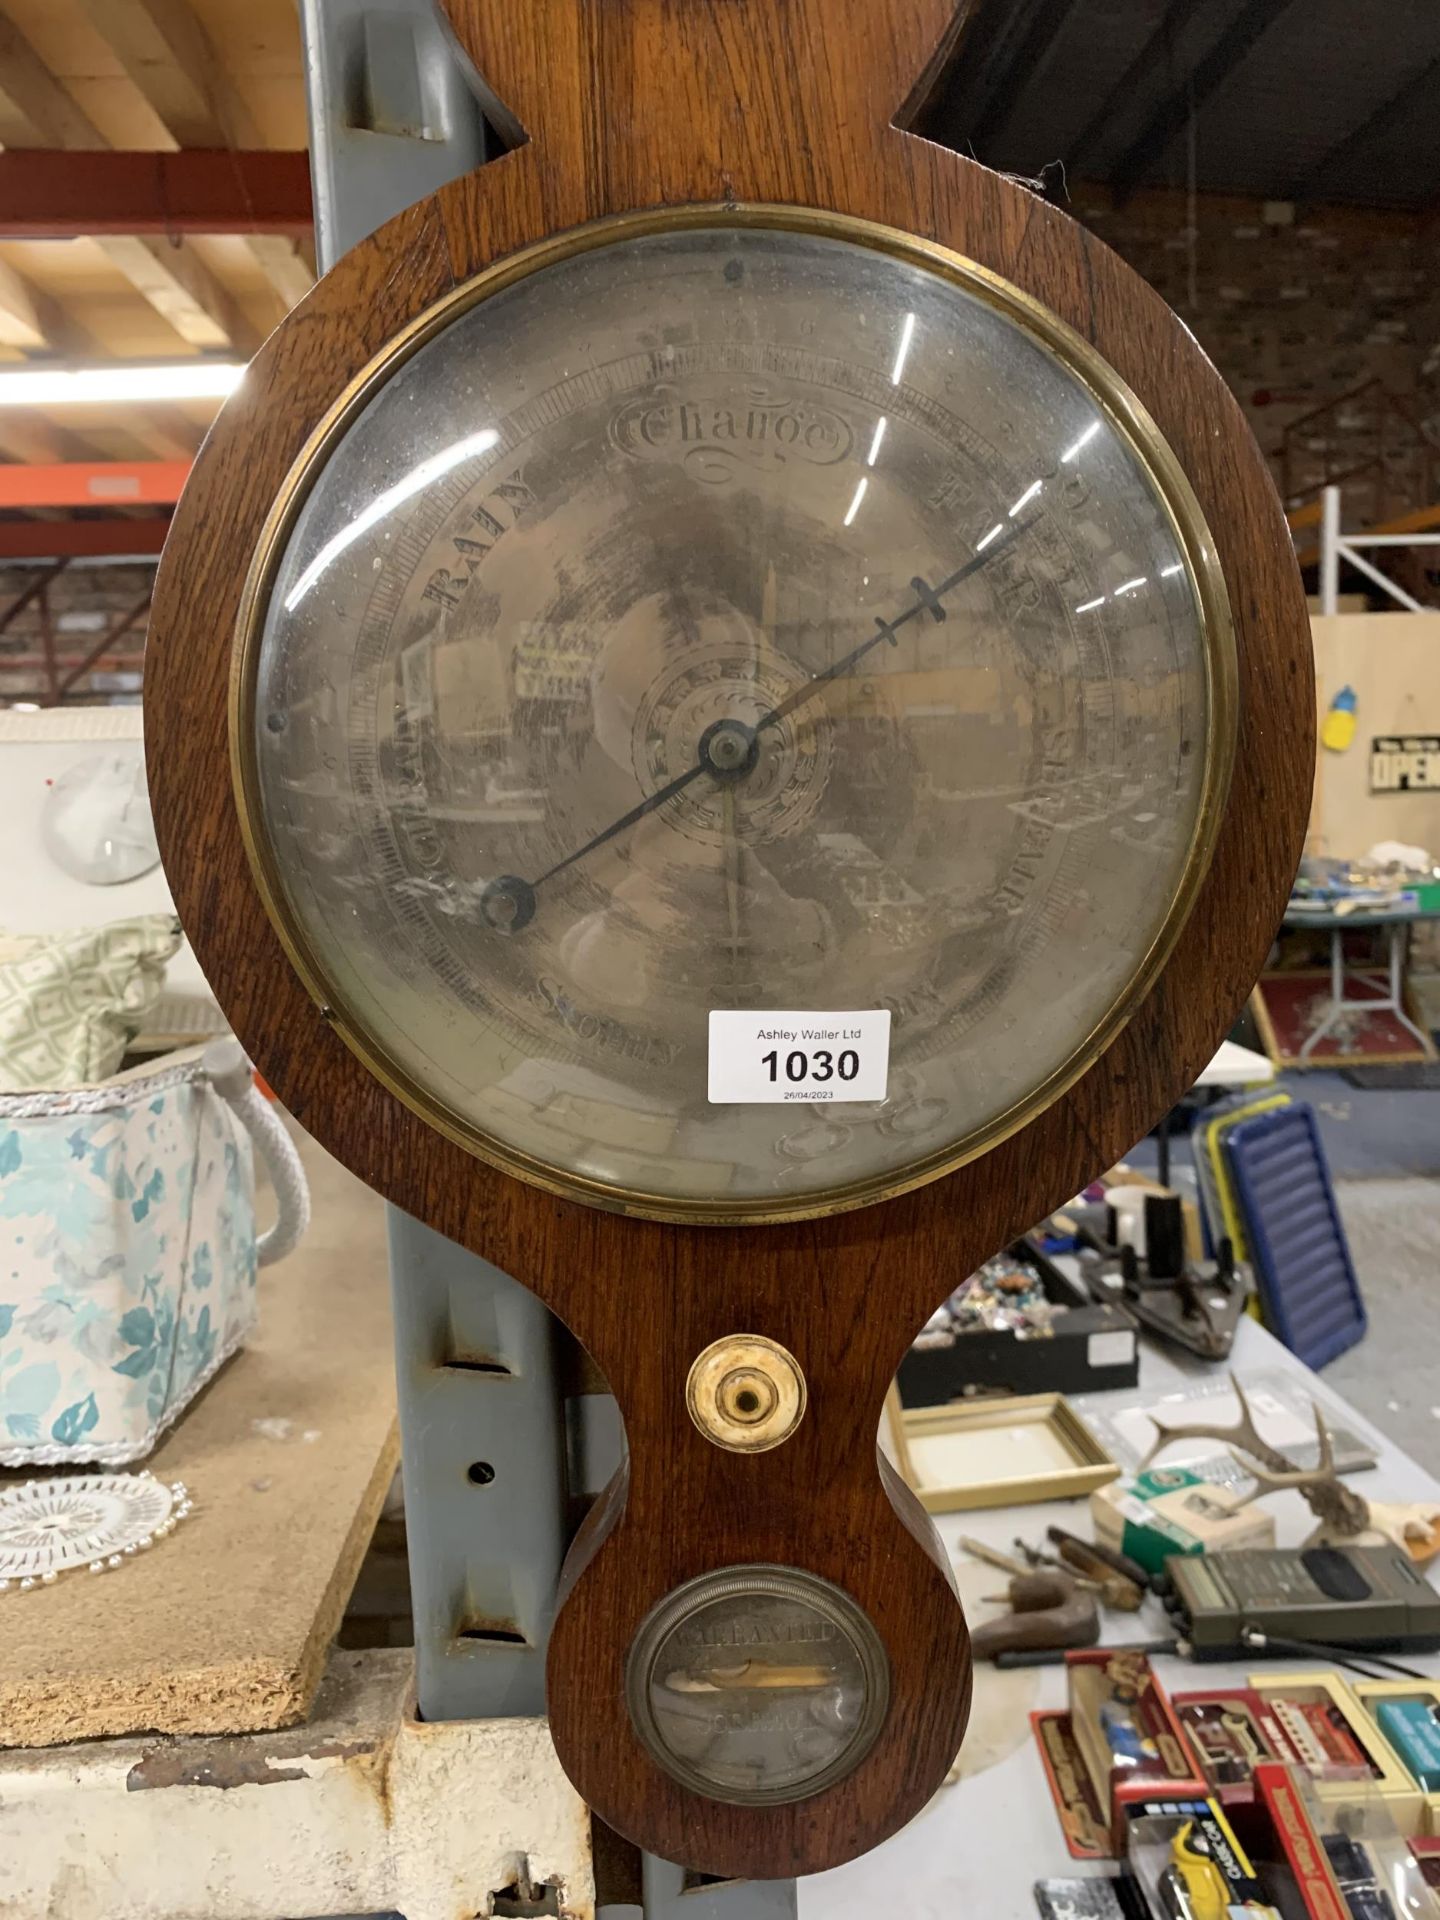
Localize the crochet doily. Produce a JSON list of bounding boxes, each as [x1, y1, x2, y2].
[[0, 1470, 190, 1591]]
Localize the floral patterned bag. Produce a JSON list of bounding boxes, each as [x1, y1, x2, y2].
[[0, 1042, 309, 1466]]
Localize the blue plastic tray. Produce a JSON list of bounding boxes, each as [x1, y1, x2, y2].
[[1222, 1102, 1367, 1369]]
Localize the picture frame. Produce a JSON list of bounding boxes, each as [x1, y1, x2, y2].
[[884, 1389, 1121, 1512]]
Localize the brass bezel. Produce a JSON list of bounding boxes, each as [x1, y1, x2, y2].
[[623, 1562, 892, 1807], [231, 203, 1239, 1226], [685, 1334, 808, 1453]]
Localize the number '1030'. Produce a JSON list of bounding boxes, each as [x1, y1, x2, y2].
[[761, 1048, 860, 1084]]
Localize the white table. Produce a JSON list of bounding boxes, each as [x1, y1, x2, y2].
[[1284, 906, 1437, 1061], [804, 1316, 1440, 1920], [1199, 1040, 1275, 1089]]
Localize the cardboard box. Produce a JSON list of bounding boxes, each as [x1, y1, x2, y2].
[[1248, 1671, 1425, 1836], [1409, 1835, 1440, 1893], [1033, 1650, 1207, 1857], [1091, 1467, 1275, 1576], [1253, 1760, 1438, 1920], [1352, 1679, 1440, 1835], [898, 1238, 1140, 1405], [1127, 1796, 1279, 1920], [1253, 1762, 1353, 1920], [1173, 1686, 1298, 1804], [1174, 1680, 1422, 1814]]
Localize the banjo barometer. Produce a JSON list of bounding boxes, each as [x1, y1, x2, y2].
[[146, 0, 1313, 1883]]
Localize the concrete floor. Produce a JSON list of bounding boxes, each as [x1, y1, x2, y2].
[[1325, 1176, 1440, 1462], [1133, 1070, 1440, 1182]]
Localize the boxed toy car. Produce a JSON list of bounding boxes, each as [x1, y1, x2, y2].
[[1351, 1681, 1440, 1836], [1248, 1673, 1424, 1836], [1252, 1761, 1439, 1920], [1034, 1648, 1207, 1857]]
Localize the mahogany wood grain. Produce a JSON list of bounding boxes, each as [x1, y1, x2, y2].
[[144, 0, 1314, 1879]]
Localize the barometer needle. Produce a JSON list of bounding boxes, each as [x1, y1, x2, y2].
[[755, 515, 1034, 735], [723, 785, 744, 997], [534, 762, 709, 888], [479, 514, 1037, 933]]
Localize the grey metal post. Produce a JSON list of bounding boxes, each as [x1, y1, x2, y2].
[[642, 1860, 802, 1920], [296, 7, 795, 1914], [298, 0, 491, 269], [387, 1210, 566, 1716]]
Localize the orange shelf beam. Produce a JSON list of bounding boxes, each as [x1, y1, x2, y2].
[[0, 461, 190, 509], [0, 150, 312, 238], [0, 517, 171, 559]]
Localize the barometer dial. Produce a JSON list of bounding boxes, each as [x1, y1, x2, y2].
[[243, 215, 1232, 1221]]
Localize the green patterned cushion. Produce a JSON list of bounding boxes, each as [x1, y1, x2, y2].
[[0, 915, 182, 1092]]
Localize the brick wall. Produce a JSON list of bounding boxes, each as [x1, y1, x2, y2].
[[1074, 184, 1437, 520], [0, 563, 152, 701]]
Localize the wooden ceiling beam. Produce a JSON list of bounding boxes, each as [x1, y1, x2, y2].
[[23, 408, 202, 465], [3, 260, 218, 463], [0, 13, 264, 352], [78, 0, 316, 314], [968, 0, 1088, 155], [0, 252, 105, 361], [244, 234, 315, 310], [0, 425, 66, 464], [0, 416, 99, 466], [1064, 0, 1210, 179], [1292, 51, 1440, 200], [75, 406, 203, 463], [0, 271, 186, 464], [1108, 0, 1305, 203], [95, 233, 260, 352], [76, 0, 226, 148], [0, 16, 102, 151], [0, 274, 205, 463], [0, 258, 50, 352], [126, 404, 203, 461]]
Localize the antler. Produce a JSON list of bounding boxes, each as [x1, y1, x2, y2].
[[1230, 1404, 1369, 1533], [1140, 1379, 1370, 1536], [1138, 1374, 1296, 1475]]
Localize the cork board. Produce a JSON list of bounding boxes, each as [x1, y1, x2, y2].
[[0, 1123, 398, 1749]]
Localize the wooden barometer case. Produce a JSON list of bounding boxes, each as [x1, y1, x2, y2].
[[145, 0, 1314, 1883]]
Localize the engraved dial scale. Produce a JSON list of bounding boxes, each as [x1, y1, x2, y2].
[[146, 0, 1314, 1882]]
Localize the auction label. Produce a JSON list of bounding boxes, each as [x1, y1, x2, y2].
[[707, 1010, 891, 1104]]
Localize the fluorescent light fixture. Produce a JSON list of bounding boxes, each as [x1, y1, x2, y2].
[[1008, 478, 1042, 517], [284, 427, 500, 610], [890, 312, 917, 385], [867, 417, 888, 466], [843, 476, 868, 527], [1074, 596, 1105, 614], [0, 361, 245, 407], [976, 522, 1004, 551], [1061, 421, 1101, 463], [1114, 576, 1146, 596]]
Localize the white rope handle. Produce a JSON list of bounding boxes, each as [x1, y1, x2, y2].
[[202, 1039, 310, 1267]]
